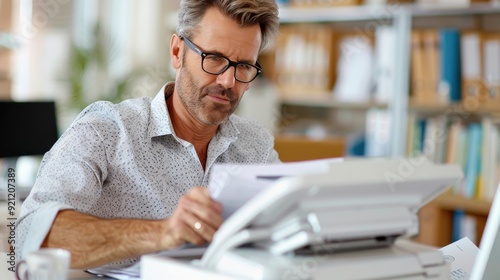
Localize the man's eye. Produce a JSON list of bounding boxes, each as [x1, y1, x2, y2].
[[207, 55, 226, 62], [238, 64, 253, 71]]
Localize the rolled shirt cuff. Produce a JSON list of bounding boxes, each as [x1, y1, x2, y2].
[[21, 201, 74, 258]]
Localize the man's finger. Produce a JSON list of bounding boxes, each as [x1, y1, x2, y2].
[[188, 203, 223, 229], [180, 223, 206, 246], [191, 220, 217, 242], [187, 187, 223, 213], [182, 211, 216, 243]]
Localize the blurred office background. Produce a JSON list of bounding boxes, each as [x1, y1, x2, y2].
[[0, 0, 177, 128], [1, 0, 500, 251]]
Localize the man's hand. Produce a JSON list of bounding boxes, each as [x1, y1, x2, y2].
[[161, 186, 223, 248]]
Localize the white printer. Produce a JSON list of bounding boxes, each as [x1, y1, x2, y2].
[[142, 158, 463, 280]]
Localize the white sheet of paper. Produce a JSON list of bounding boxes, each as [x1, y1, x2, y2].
[[209, 158, 342, 185], [208, 158, 343, 219], [211, 175, 273, 219], [439, 237, 480, 280], [87, 262, 141, 280]]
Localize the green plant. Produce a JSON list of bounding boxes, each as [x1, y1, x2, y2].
[[66, 23, 145, 110]]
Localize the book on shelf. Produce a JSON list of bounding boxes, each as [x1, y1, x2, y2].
[[444, 119, 463, 167], [454, 123, 469, 194], [365, 108, 391, 157], [374, 25, 395, 103], [273, 24, 337, 98], [460, 30, 500, 107], [410, 29, 443, 105], [483, 33, 500, 105], [333, 33, 374, 103], [452, 210, 478, 244], [464, 123, 482, 198], [439, 28, 462, 103], [421, 115, 447, 164], [461, 31, 484, 104], [406, 114, 416, 156], [422, 30, 441, 103], [411, 30, 426, 103]]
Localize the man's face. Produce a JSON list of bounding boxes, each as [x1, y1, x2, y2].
[[172, 7, 262, 126]]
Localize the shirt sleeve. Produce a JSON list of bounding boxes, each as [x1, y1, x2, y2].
[[266, 133, 281, 164], [16, 119, 109, 260], [266, 148, 281, 163], [18, 201, 74, 258]]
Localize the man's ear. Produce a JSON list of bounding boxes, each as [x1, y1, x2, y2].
[[170, 34, 183, 69]]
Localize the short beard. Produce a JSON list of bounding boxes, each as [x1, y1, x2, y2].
[[176, 63, 240, 126]]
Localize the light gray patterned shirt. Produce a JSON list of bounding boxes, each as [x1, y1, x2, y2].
[[16, 82, 279, 266]]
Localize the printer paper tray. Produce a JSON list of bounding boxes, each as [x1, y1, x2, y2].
[[141, 240, 449, 280]]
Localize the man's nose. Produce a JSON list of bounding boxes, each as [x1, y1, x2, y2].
[[216, 66, 236, 89]]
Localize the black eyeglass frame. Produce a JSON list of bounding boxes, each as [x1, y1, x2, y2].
[[180, 36, 262, 83]]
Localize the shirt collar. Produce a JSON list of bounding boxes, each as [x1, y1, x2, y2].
[[148, 82, 175, 138], [147, 82, 240, 141], [218, 115, 240, 141]]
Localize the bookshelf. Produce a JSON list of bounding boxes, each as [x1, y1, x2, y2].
[[273, 4, 412, 157], [271, 1, 500, 247], [279, 95, 388, 110], [434, 194, 491, 215], [416, 193, 491, 247]]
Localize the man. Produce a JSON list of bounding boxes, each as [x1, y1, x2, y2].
[[16, 0, 280, 269]]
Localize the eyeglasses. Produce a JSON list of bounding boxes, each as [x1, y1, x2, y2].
[[180, 36, 262, 83]]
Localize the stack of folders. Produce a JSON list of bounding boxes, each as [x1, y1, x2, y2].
[[410, 28, 500, 107]]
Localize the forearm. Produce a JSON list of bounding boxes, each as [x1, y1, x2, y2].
[[41, 210, 165, 269]]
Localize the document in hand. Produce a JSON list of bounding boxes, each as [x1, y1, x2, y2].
[[207, 158, 343, 219]]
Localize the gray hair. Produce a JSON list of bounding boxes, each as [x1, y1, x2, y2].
[[177, 0, 279, 52]]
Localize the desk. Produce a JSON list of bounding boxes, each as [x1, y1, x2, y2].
[[0, 259, 111, 280]]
